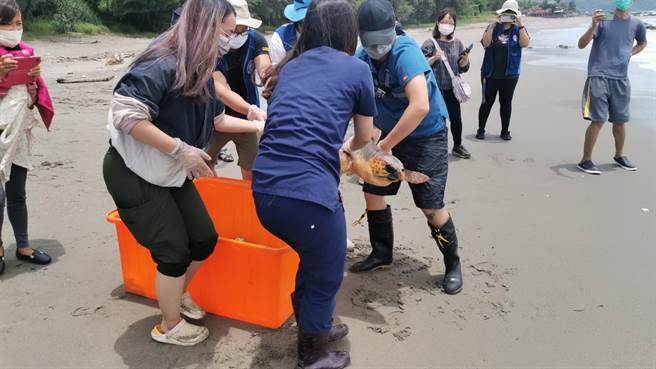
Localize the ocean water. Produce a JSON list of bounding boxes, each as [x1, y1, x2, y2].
[[525, 17, 656, 125]]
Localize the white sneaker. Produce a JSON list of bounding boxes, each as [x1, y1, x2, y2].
[[181, 292, 206, 320], [151, 319, 209, 346]]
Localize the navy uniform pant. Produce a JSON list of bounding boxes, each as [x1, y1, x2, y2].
[[253, 192, 346, 334]]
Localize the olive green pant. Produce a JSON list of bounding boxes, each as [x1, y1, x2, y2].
[[103, 147, 218, 277]]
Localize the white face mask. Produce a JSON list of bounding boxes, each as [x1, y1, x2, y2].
[[218, 34, 231, 56], [364, 43, 393, 61], [229, 33, 248, 50], [438, 23, 455, 36], [0, 29, 23, 48]]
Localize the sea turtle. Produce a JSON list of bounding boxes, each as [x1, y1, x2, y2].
[[340, 130, 430, 187]]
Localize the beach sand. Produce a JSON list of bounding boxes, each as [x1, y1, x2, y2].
[[0, 17, 654, 368]]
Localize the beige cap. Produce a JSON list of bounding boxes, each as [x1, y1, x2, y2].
[[496, 0, 522, 16], [229, 0, 263, 29]]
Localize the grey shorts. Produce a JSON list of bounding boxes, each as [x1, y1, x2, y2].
[[582, 77, 631, 124], [363, 130, 449, 210]]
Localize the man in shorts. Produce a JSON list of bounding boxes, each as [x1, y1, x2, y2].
[[577, 0, 647, 175], [352, 0, 463, 295]]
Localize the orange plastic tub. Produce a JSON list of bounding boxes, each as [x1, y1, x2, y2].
[[106, 177, 299, 329]]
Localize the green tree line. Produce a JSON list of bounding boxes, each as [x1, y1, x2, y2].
[[16, 0, 551, 33]]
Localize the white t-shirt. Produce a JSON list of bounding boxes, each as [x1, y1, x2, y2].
[[269, 32, 288, 65]]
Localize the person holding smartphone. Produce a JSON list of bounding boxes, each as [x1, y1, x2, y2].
[[576, 0, 647, 175], [0, 0, 55, 275], [477, 0, 529, 141], [422, 8, 472, 159]]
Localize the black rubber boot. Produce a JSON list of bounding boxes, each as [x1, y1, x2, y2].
[[350, 206, 394, 273], [296, 331, 350, 369], [429, 217, 463, 295], [292, 292, 349, 342]]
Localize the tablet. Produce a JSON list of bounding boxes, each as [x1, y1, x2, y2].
[[2, 56, 41, 87]]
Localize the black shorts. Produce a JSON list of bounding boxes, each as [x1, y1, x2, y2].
[[103, 147, 218, 277], [363, 130, 449, 210]]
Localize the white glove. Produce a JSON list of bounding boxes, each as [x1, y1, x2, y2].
[[252, 120, 265, 133], [341, 137, 355, 155], [247, 105, 267, 122], [169, 138, 213, 180]]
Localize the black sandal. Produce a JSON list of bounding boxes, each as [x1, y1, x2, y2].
[[0, 254, 5, 275], [218, 149, 234, 163], [16, 249, 51, 265]]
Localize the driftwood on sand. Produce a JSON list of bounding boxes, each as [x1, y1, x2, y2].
[[56, 76, 115, 84]]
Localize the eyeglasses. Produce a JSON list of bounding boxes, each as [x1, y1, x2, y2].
[[219, 27, 237, 41], [234, 26, 250, 36]]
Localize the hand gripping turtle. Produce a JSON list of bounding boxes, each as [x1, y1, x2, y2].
[[339, 129, 430, 187]]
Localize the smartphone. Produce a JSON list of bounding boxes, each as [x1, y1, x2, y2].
[[461, 43, 474, 56], [1, 56, 41, 86], [594, 9, 608, 21], [499, 14, 516, 23]]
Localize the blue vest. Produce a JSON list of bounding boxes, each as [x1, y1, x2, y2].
[[481, 24, 522, 78], [217, 29, 260, 107], [275, 23, 298, 51]]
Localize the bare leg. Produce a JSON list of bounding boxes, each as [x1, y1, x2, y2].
[[364, 193, 387, 211], [156, 272, 185, 332], [184, 261, 202, 291], [422, 208, 450, 228], [241, 168, 253, 181], [612, 123, 626, 158], [581, 122, 604, 162]]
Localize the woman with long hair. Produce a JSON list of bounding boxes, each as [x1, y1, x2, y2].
[[253, 0, 375, 367], [103, 0, 261, 346], [422, 8, 472, 159]]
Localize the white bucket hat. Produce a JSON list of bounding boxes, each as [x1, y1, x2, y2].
[[496, 0, 522, 16], [229, 0, 263, 29]]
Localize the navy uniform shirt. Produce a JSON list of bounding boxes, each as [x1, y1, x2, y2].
[[252, 47, 377, 211], [114, 55, 224, 149]]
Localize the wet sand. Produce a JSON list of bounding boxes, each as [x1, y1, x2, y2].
[[1, 17, 655, 368]]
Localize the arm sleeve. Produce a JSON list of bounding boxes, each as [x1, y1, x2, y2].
[[214, 96, 226, 119], [593, 22, 603, 38], [253, 32, 270, 57], [354, 63, 377, 117], [394, 45, 431, 89], [113, 59, 172, 121], [635, 21, 647, 44], [421, 39, 436, 58], [269, 33, 287, 65]]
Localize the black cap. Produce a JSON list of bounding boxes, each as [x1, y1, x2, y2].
[[358, 0, 396, 32]]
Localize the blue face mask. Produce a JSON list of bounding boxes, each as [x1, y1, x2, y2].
[[615, 0, 632, 11]]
